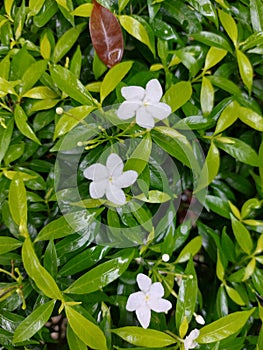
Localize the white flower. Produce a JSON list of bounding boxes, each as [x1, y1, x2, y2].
[[83, 153, 138, 205], [117, 79, 172, 129], [183, 329, 200, 350], [162, 253, 170, 262], [195, 314, 205, 325], [126, 273, 172, 329]]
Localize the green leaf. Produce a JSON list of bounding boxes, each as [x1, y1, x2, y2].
[[195, 141, 220, 193], [163, 81, 192, 112], [4, 141, 25, 166], [192, 31, 233, 52], [215, 100, 239, 134], [118, 0, 130, 13], [0, 77, 19, 98], [216, 250, 225, 282], [22, 86, 58, 99], [40, 32, 52, 60], [200, 76, 214, 116], [176, 237, 202, 263], [50, 65, 98, 106], [8, 173, 27, 235], [0, 237, 22, 255], [13, 300, 55, 343], [35, 210, 96, 241], [54, 105, 95, 139], [204, 46, 227, 71], [215, 136, 259, 166], [22, 237, 63, 300], [176, 258, 197, 330], [236, 49, 253, 95], [71, 3, 93, 17], [34, 0, 58, 27], [218, 9, 238, 46], [14, 105, 41, 145], [250, 0, 263, 32], [111, 327, 176, 348], [70, 45, 82, 78], [134, 190, 172, 203], [44, 240, 58, 278], [19, 60, 47, 96], [198, 309, 255, 343], [67, 324, 87, 350], [0, 118, 13, 165], [65, 248, 134, 294], [230, 214, 253, 254], [28, 0, 45, 17], [124, 133, 152, 175], [238, 105, 263, 131], [205, 195, 230, 218], [65, 305, 107, 350], [119, 15, 155, 55], [53, 23, 85, 64], [187, 0, 218, 27], [100, 61, 133, 103]]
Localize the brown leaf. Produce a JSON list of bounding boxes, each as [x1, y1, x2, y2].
[[89, 1, 124, 68]]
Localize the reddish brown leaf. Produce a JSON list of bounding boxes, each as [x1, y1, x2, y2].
[[89, 1, 124, 68]]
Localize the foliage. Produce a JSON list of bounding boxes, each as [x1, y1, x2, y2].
[[0, 0, 263, 349]]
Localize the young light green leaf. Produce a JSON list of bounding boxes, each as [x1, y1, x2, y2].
[[176, 237, 202, 263], [22, 86, 58, 99], [216, 250, 225, 282], [22, 237, 63, 300], [111, 327, 176, 347], [14, 105, 41, 145], [204, 46, 227, 71], [134, 190, 172, 203], [0, 237, 22, 255], [230, 214, 253, 254], [67, 324, 87, 350], [71, 3, 93, 17], [238, 105, 263, 131], [65, 248, 134, 294], [200, 76, 214, 116], [28, 0, 45, 17], [236, 49, 253, 95], [218, 9, 238, 46], [40, 32, 52, 60], [198, 309, 255, 343], [50, 65, 98, 106], [65, 305, 107, 350], [100, 61, 133, 103], [0, 118, 13, 165], [0, 77, 19, 98], [215, 100, 239, 134], [19, 60, 47, 96], [53, 23, 85, 64], [13, 300, 55, 343], [163, 81, 192, 112], [118, 0, 130, 13]]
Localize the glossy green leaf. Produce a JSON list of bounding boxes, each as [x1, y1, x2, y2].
[[238, 105, 263, 131], [176, 258, 197, 330], [0, 237, 22, 255], [67, 324, 86, 350], [216, 250, 225, 282], [0, 77, 19, 98], [218, 9, 238, 46], [230, 214, 253, 254], [65, 248, 134, 294], [215, 136, 259, 166], [118, 0, 130, 12], [250, 0, 263, 32], [176, 236, 202, 263], [0, 118, 13, 165], [50, 65, 98, 106], [163, 81, 192, 113], [187, 0, 218, 26], [215, 100, 239, 134], [209, 76, 241, 95], [198, 309, 255, 343], [13, 300, 55, 343], [4, 141, 25, 166], [124, 133, 152, 175], [53, 23, 85, 64], [44, 240, 58, 278], [19, 60, 47, 96], [119, 15, 155, 55], [14, 105, 41, 145], [28, 0, 45, 17], [70, 45, 82, 78], [205, 195, 230, 218], [134, 190, 172, 203], [225, 285, 245, 306], [71, 3, 93, 17], [34, 0, 58, 27], [100, 61, 133, 103], [204, 46, 227, 71], [216, 285, 228, 318], [65, 305, 107, 350], [236, 49, 253, 95], [192, 31, 233, 52], [22, 237, 63, 300], [22, 86, 58, 99], [35, 210, 96, 241], [200, 76, 214, 116], [40, 32, 52, 60], [111, 327, 176, 347]]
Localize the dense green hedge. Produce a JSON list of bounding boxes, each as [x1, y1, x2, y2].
[[0, 0, 263, 349]]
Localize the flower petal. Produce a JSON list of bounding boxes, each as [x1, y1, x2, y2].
[[136, 107, 155, 129], [115, 170, 138, 188], [136, 306, 151, 329], [145, 102, 171, 120], [83, 163, 108, 181], [137, 273, 152, 293], [145, 79, 163, 103], [121, 85, 145, 101], [126, 291, 146, 311], [106, 183, 126, 205], [117, 101, 141, 120], [184, 329, 200, 350], [89, 180, 107, 199], [148, 297, 172, 313], [189, 329, 200, 340], [106, 153, 123, 176], [149, 282, 164, 298]]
